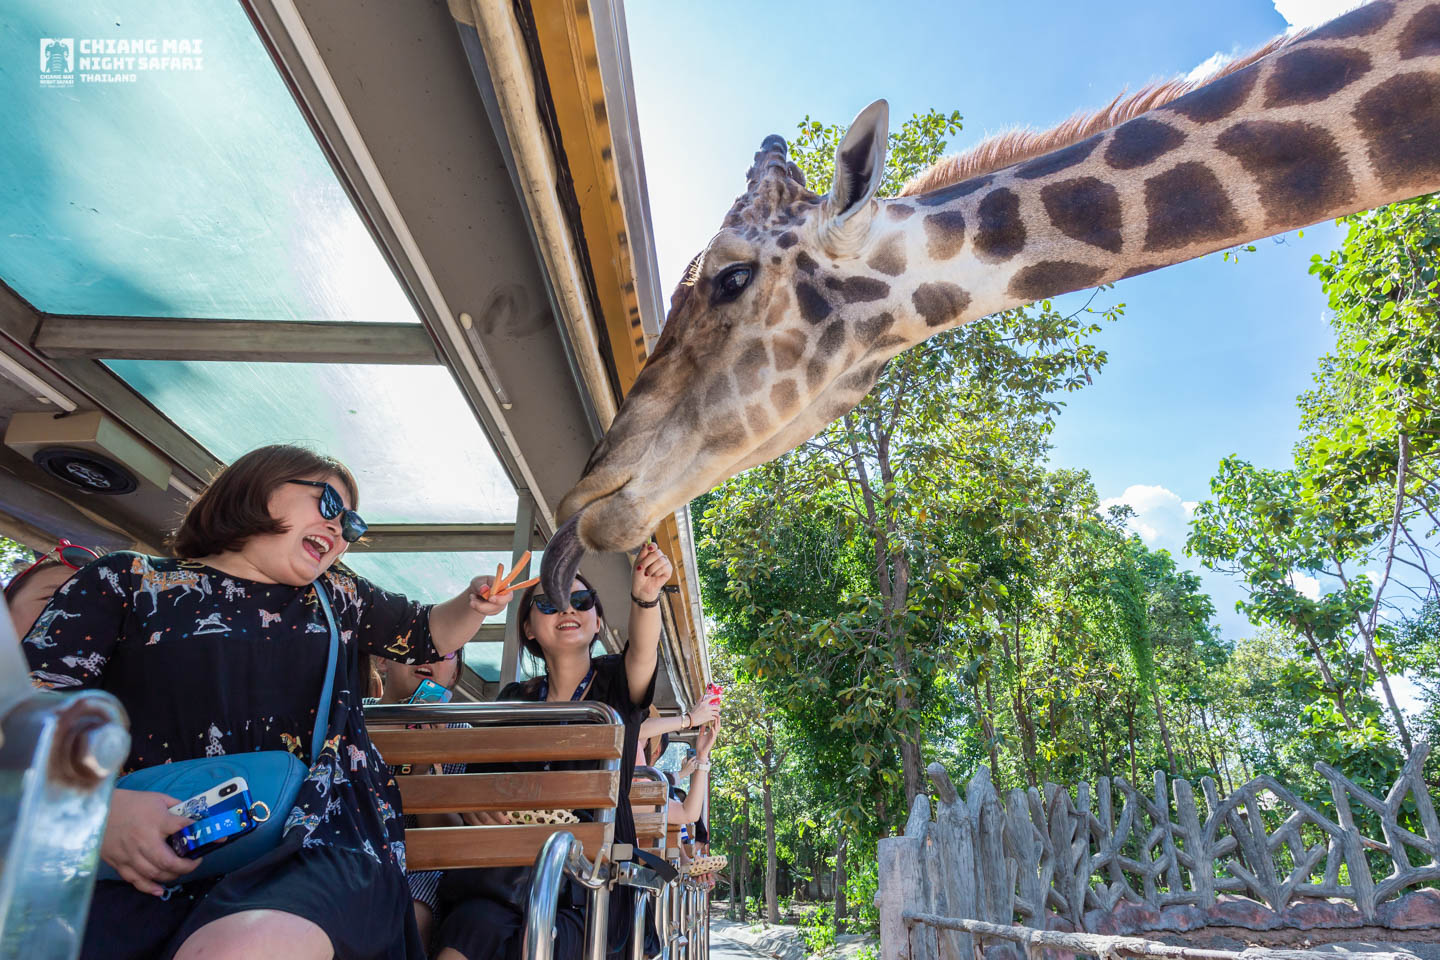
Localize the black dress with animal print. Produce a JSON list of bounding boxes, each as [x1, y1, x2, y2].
[[23, 552, 441, 960]]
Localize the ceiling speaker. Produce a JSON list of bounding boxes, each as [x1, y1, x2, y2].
[[5, 411, 170, 495], [31, 446, 138, 495]]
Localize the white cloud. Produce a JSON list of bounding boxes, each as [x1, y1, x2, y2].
[[1290, 573, 1321, 599], [1099, 484, 1196, 555], [1272, 0, 1365, 30], [1185, 51, 1233, 84]]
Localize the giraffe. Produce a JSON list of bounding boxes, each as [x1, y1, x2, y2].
[[541, 0, 1440, 600]]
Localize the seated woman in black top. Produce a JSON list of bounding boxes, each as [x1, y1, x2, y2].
[[435, 543, 672, 960], [22, 444, 524, 960]]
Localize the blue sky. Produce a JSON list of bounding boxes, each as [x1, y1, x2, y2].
[[626, 0, 1365, 643]]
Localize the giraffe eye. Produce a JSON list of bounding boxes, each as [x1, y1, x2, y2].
[[713, 265, 754, 303]]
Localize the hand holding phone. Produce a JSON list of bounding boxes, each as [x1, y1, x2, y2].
[[168, 803, 258, 858], [408, 678, 453, 704], [169, 777, 247, 820]]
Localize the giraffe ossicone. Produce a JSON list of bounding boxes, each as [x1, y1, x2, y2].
[[541, 0, 1440, 602]]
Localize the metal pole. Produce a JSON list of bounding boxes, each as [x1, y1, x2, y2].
[[630, 889, 650, 960], [584, 878, 611, 960], [501, 490, 536, 687], [524, 831, 579, 960]]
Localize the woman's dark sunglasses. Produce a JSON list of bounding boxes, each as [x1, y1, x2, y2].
[[531, 589, 597, 615], [288, 480, 368, 543]]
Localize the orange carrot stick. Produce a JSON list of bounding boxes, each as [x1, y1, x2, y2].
[[506, 576, 539, 593]]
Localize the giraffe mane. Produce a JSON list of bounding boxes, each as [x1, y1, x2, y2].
[[898, 31, 1300, 197]]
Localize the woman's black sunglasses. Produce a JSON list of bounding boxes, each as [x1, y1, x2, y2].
[[531, 589, 598, 615], [288, 480, 368, 543]]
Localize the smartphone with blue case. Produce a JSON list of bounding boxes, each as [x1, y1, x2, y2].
[[408, 678, 453, 704], [168, 801, 258, 858]]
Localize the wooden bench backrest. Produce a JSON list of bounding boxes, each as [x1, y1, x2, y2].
[[367, 706, 624, 871], [630, 777, 668, 854]]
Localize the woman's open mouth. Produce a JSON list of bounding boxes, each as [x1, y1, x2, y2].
[[415, 666, 434, 679], [555, 618, 582, 632], [302, 535, 334, 561]]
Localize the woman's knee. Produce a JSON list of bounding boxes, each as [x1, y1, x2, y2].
[[173, 909, 332, 960]]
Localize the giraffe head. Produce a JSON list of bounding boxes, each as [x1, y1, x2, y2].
[[543, 101, 907, 596], [543, 0, 1440, 599]]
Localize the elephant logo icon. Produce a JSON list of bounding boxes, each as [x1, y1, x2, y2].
[[41, 39, 72, 74]]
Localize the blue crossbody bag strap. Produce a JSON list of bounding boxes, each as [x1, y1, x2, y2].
[[310, 579, 340, 762]]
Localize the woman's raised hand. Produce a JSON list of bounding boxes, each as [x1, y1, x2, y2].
[[688, 697, 720, 728], [632, 542, 673, 603], [468, 551, 540, 617], [696, 716, 718, 758], [101, 789, 201, 896]]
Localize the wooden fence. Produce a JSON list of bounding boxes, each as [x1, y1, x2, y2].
[[878, 743, 1440, 960]]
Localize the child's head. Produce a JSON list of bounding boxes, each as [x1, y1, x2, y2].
[[516, 572, 606, 665], [173, 444, 361, 586]]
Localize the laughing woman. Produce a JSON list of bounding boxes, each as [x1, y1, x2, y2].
[[21, 444, 520, 960]]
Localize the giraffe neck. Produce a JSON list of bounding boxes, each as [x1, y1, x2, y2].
[[877, 0, 1440, 334]]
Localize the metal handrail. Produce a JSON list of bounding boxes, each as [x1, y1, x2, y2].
[[523, 830, 613, 960]]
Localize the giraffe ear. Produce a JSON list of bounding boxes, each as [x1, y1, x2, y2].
[[827, 99, 889, 225]]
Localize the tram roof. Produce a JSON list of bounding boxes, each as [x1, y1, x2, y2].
[[0, 0, 708, 709]]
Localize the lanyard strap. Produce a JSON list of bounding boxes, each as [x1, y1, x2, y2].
[[309, 580, 340, 762], [537, 664, 595, 702]]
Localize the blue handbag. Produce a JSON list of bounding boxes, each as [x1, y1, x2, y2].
[[98, 580, 340, 884]]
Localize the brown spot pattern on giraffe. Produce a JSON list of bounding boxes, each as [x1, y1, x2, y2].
[[703, 426, 747, 452], [745, 404, 770, 433], [795, 252, 818, 275], [735, 342, 768, 392], [817, 320, 847, 359], [1217, 120, 1354, 227], [1007, 261, 1107, 301], [1142, 162, 1243, 251], [923, 210, 967, 260], [776, 231, 799, 249], [703, 374, 733, 409], [1120, 263, 1163, 280], [836, 277, 891, 303], [771, 379, 799, 412], [806, 357, 829, 391], [1398, 3, 1440, 59], [857, 312, 895, 343], [1307, 0, 1395, 40], [871, 334, 907, 352], [1014, 134, 1102, 180], [973, 189, 1027, 261], [795, 281, 832, 324], [886, 203, 915, 220], [866, 235, 907, 276], [1041, 177, 1123, 253], [1263, 47, 1372, 108], [1353, 72, 1440, 189], [1166, 66, 1259, 123], [1104, 117, 1184, 170], [911, 282, 971, 328], [841, 362, 884, 393], [915, 175, 994, 207], [773, 329, 806, 371]]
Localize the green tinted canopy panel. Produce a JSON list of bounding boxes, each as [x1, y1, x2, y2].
[[104, 360, 518, 523], [0, 0, 416, 323]]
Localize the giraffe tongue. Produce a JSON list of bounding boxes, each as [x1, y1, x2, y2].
[[540, 510, 586, 608]]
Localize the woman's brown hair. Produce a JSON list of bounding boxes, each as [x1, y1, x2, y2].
[[171, 445, 359, 559]]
